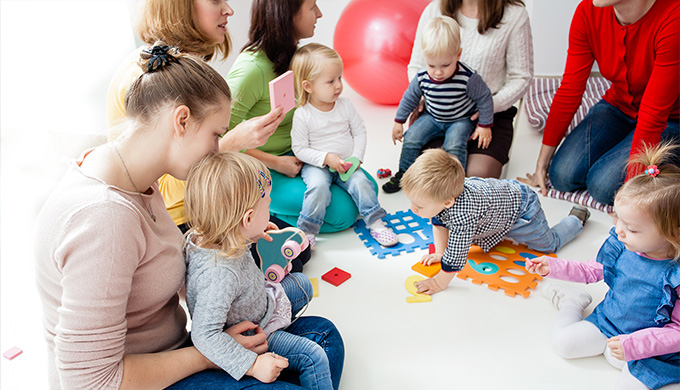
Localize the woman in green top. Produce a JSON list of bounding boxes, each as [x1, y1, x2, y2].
[[227, 0, 322, 177]]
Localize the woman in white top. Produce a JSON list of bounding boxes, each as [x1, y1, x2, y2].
[[408, 0, 533, 178]]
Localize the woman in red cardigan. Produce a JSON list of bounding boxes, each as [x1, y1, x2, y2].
[[521, 0, 679, 206]]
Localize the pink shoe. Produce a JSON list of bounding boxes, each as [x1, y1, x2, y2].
[[307, 234, 316, 250], [370, 226, 399, 247]]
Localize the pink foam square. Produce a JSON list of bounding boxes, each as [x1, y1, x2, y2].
[[269, 70, 295, 114], [3, 346, 22, 360]]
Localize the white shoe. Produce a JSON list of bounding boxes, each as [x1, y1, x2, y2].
[[542, 281, 592, 310], [367, 220, 399, 247]]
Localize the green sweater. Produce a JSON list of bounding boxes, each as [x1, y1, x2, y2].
[[227, 50, 296, 156]]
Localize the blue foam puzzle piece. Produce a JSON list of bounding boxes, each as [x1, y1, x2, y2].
[[353, 210, 433, 259]]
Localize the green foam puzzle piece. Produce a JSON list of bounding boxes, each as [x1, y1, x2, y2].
[[329, 156, 361, 182]]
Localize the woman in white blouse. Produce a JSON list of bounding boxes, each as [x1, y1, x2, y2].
[[408, 0, 534, 178]]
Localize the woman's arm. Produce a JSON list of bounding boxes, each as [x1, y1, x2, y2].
[[407, 2, 439, 81], [491, 8, 534, 113]]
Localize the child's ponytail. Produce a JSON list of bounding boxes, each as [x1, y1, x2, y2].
[[616, 142, 680, 260]]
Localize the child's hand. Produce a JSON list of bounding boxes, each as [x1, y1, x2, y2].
[[416, 272, 455, 295], [324, 153, 347, 173], [256, 222, 281, 242], [246, 352, 289, 383], [420, 252, 442, 266], [607, 336, 625, 361], [525, 256, 551, 277], [392, 123, 404, 145], [469, 126, 492, 149]]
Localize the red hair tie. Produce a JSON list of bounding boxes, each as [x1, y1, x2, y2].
[[644, 165, 659, 177]]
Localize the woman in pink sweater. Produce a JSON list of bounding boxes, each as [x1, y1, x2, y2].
[[521, 0, 679, 206], [34, 45, 343, 390]]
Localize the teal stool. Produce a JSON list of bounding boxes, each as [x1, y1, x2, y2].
[[269, 168, 378, 233]]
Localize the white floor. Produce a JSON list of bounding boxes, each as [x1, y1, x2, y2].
[[0, 82, 621, 389]]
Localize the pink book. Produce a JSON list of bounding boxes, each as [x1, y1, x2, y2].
[[269, 70, 295, 114]]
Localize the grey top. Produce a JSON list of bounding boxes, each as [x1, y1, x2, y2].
[[184, 234, 274, 379]]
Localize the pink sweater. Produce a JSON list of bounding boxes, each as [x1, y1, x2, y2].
[[548, 257, 680, 361], [34, 153, 187, 389]]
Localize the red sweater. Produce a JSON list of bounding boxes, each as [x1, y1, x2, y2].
[[543, 0, 679, 177]]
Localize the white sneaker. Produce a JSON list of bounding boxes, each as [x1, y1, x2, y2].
[[542, 281, 592, 310], [368, 221, 399, 247]]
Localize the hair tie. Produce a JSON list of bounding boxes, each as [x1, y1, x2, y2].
[[257, 170, 272, 198], [644, 165, 659, 177], [144, 45, 178, 72]]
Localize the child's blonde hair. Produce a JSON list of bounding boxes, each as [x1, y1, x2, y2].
[[290, 43, 343, 107], [401, 148, 466, 203], [422, 16, 462, 58], [614, 142, 680, 260], [185, 152, 272, 257]]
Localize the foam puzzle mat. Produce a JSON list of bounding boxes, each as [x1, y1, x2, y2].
[[353, 210, 433, 259], [456, 240, 553, 298]]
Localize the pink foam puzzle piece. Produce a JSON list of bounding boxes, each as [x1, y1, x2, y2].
[[269, 70, 295, 114], [3, 346, 22, 360]]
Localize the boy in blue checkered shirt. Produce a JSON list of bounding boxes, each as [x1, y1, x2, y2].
[[401, 149, 590, 295]]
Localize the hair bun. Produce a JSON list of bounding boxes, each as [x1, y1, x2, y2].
[[139, 42, 180, 72]]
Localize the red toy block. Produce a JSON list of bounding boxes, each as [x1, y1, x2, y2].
[[321, 267, 351, 286]]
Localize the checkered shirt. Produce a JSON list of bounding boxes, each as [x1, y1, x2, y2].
[[437, 178, 523, 272]]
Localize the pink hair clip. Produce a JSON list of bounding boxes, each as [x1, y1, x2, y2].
[[644, 165, 659, 177]]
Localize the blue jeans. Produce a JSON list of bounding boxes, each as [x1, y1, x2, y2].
[[549, 100, 680, 205], [505, 183, 582, 253], [168, 275, 344, 389], [268, 274, 333, 390], [298, 164, 385, 235], [399, 112, 475, 171]]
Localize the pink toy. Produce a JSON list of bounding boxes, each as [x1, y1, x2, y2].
[[334, 0, 431, 105], [376, 168, 392, 179], [269, 70, 295, 114], [3, 346, 22, 360]]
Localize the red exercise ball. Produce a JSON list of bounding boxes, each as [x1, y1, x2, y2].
[[334, 0, 431, 105]]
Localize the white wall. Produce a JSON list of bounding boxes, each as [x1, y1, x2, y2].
[[0, 0, 581, 137]]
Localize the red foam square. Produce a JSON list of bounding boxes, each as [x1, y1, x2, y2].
[[321, 267, 351, 286]]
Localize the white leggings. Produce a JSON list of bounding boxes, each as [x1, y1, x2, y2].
[[551, 301, 680, 390]]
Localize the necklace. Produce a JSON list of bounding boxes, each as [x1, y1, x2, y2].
[[111, 144, 157, 223]]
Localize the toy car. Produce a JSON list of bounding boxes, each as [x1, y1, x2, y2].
[[376, 168, 392, 179], [256, 227, 309, 283]]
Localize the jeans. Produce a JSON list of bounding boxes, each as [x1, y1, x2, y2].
[[399, 112, 475, 171], [505, 183, 582, 253], [167, 276, 344, 389], [549, 100, 680, 205], [298, 164, 385, 235]]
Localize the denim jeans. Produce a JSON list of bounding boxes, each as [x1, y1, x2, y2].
[[399, 112, 475, 171], [267, 274, 333, 390], [549, 100, 680, 205], [298, 164, 385, 235], [167, 276, 344, 389], [505, 183, 582, 253]]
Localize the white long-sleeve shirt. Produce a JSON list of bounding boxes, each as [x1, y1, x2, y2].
[[291, 97, 367, 168], [408, 2, 534, 113]]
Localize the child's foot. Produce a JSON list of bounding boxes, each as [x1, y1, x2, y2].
[[382, 171, 404, 193], [542, 281, 592, 311], [306, 233, 316, 250], [367, 221, 399, 247], [569, 206, 591, 226]]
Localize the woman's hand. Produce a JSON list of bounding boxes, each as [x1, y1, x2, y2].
[[274, 155, 303, 177], [524, 255, 551, 277], [607, 336, 625, 361], [246, 353, 289, 383], [225, 321, 268, 355], [517, 144, 556, 196], [220, 107, 285, 152]]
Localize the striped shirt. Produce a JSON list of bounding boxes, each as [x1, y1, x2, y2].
[[395, 62, 494, 126], [436, 178, 523, 272]]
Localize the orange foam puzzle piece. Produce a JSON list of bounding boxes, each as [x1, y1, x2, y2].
[[411, 262, 441, 278], [455, 240, 553, 298]]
